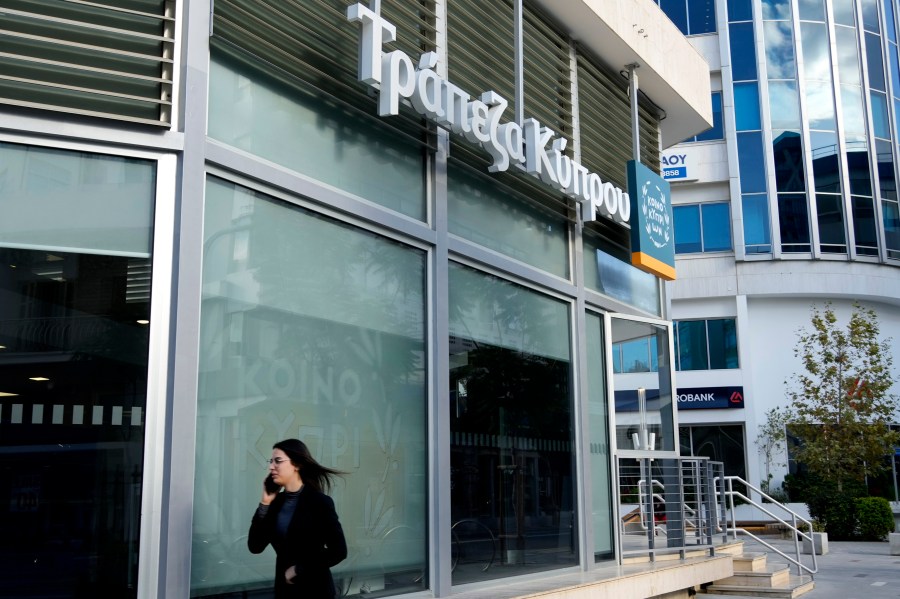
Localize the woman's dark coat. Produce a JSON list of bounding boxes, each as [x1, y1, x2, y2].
[[248, 487, 348, 598]]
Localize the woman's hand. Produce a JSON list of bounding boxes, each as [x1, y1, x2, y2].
[[261, 475, 279, 505], [284, 565, 297, 584]]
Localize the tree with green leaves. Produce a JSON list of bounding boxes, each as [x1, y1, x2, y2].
[[756, 406, 788, 496], [785, 303, 899, 494]]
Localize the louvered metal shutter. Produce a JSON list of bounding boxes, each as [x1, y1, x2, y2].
[[211, 0, 437, 142], [523, 3, 573, 154], [577, 50, 661, 191], [0, 0, 175, 126], [447, 0, 517, 122]]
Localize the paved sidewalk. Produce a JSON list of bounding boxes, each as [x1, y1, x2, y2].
[[741, 535, 900, 599]]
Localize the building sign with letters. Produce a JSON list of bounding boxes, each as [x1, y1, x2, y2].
[[346, 3, 635, 228], [661, 153, 687, 180], [627, 160, 676, 280], [676, 386, 745, 410]]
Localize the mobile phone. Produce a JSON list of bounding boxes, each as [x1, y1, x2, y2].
[[264, 474, 281, 494]]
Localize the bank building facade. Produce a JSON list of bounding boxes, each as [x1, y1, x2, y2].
[[0, 1, 715, 597]]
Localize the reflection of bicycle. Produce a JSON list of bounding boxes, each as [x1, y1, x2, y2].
[[451, 519, 496, 573], [375, 518, 496, 584]]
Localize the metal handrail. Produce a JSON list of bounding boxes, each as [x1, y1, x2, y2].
[[718, 475, 818, 578]]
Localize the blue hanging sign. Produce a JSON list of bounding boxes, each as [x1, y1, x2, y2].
[[627, 160, 676, 280]]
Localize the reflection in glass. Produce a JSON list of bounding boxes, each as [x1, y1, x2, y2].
[[871, 91, 890, 138], [833, 0, 855, 27], [861, 0, 880, 33], [765, 21, 796, 79], [701, 203, 733, 251], [193, 178, 428, 598], [447, 161, 568, 279], [694, 92, 724, 141], [762, 0, 791, 20], [0, 143, 155, 598], [852, 195, 880, 255], [208, 54, 426, 221], [611, 319, 674, 452], [835, 26, 862, 86], [804, 83, 837, 131], [585, 313, 614, 560], [727, 0, 753, 22], [816, 193, 847, 252], [661, 0, 688, 34], [730, 22, 758, 80], [680, 425, 747, 482], [773, 130, 806, 192], [876, 140, 897, 201], [883, 200, 900, 256], [737, 132, 767, 193], [449, 263, 576, 583], [769, 83, 801, 130], [887, 0, 898, 42], [743, 193, 772, 253], [846, 145, 873, 196], [778, 193, 811, 252], [841, 85, 867, 141], [865, 32, 886, 91], [890, 47, 900, 96], [583, 233, 660, 316], [707, 319, 739, 369], [734, 82, 762, 130], [674, 205, 702, 253], [800, 22, 832, 82], [676, 320, 708, 370], [798, 0, 825, 22], [810, 131, 841, 192], [688, 0, 717, 34]]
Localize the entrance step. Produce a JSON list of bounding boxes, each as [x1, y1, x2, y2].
[[703, 574, 815, 598]]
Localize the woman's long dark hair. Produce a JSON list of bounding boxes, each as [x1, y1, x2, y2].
[[273, 438, 344, 493]]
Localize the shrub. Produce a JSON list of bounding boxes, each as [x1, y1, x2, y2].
[[804, 479, 865, 540], [855, 497, 895, 541]]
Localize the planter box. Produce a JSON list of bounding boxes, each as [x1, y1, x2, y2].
[[802, 531, 828, 555], [890, 532, 900, 556]]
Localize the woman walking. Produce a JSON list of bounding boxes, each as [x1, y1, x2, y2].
[[248, 438, 347, 598]]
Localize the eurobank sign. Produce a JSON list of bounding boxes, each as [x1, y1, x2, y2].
[[346, 3, 630, 227]]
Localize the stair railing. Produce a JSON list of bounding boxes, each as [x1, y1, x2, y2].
[[718, 475, 818, 578]]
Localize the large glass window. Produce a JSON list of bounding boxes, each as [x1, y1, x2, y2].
[[778, 193, 812, 252], [674, 318, 739, 371], [674, 203, 733, 253], [583, 232, 661, 316], [449, 263, 576, 583], [191, 178, 427, 598], [447, 162, 569, 279], [0, 142, 156, 597], [679, 425, 747, 482], [737, 132, 767, 193], [742, 193, 772, 253], [659, 0, 717, 35], [208, 54, 426, 221], [687, 92, 724, 142], [730, 23, 759, 80]]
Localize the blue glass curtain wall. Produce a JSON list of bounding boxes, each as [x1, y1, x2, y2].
[[726, 0, 900, 260]]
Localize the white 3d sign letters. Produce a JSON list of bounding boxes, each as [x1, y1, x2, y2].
[[347, 3, 630, 226]]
